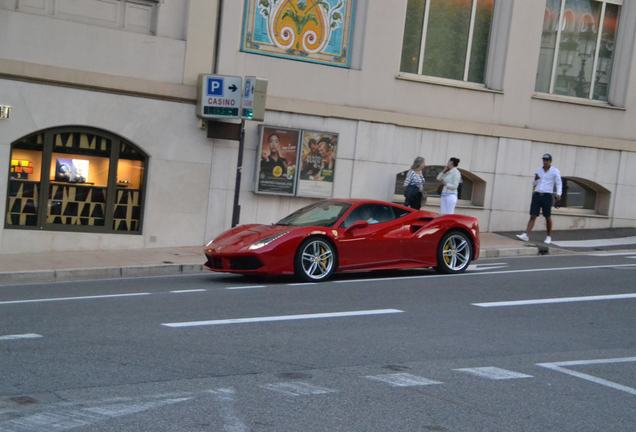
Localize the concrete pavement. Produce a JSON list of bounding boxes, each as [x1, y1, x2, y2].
[[0, 233, 538, 286]]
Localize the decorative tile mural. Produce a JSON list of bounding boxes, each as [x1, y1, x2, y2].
[[241, 0, 356, 67]]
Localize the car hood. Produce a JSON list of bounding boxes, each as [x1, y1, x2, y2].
[[212, 224, 291, 250]]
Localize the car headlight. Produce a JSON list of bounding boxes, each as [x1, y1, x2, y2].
[[248, 231, 290, 250]]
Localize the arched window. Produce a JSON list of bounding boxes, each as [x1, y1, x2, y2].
[[5, 127, 148, 233], [394, 166, 486, 207], [559, 177, 610, 215]]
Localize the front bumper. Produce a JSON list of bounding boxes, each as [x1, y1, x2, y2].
[[204, 253, 264, 272]]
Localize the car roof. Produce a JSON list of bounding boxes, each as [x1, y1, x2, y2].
[[326, 198, 413, 210]]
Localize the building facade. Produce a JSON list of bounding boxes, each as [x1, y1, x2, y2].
[[1, 0, 635, 254]]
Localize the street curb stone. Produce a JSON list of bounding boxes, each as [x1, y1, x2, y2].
[[0, 247, 535, 286], [479, 246, 538, 258], [0, 264, 204, 286]]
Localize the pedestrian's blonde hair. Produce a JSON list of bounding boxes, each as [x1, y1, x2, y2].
[[411, 156, 425, 170]]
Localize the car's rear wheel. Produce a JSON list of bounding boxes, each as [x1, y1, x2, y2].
[[295, 237, 336, 282], [436, 230, 472, 274]]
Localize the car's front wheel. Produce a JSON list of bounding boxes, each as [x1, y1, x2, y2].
[[295, 237, 336, 282], [436, 230, 472, 274]]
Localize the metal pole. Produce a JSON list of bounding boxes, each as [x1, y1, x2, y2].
[[231, 119, 245, 227]]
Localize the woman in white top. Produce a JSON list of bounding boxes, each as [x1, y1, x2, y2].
[[436, 157, 462, 215], [403, 156, 426, 210]]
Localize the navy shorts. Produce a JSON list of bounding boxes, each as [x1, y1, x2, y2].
[[530, 192, 553, 217]]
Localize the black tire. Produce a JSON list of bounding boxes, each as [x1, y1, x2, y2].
[[294, 237, 337, 282], [435, 230, 472, 274]]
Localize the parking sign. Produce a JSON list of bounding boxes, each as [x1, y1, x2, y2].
[[198, 74, 242, 119]]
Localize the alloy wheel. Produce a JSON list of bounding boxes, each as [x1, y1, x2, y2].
[[300, 239, 334, 280]]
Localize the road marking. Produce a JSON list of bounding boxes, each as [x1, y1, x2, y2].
[[585, 252, 636, 256], [473, 292, 636, 308], [553, 236, 636, 248], [261, 382, 337, 396], [225, 285, 266, 290], [161, 309, 404, 328], [467, 263, 509, 272], [454, 367, 533, 380], [0, 396, 192, 432], [365, 373, 442, 387], [169, 289, 207, 293], [334, 263, 636, 284], [206, 388, 249, 432], [0, 333, 42, 341], [0, 292, 151, 305], [288, 283, 316, 286], [537, 357, 636, 397]]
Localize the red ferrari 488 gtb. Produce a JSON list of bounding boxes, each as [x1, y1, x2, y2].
[[204, 199, 480, 282]]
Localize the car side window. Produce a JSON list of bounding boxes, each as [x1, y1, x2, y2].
[[343, 204, 398, 228], [392, 206, 411, 219]]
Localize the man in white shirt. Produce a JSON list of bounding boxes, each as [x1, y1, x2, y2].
[[516, 153, 562, 244]]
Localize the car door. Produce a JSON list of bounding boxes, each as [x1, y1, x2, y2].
[[335, 204, 407, 269]]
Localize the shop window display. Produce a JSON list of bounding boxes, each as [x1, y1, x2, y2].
[[4, 128, 147, 234], [6, 134, 44, 227]]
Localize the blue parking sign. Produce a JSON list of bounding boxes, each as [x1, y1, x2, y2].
[[206, 78, 224, 96]]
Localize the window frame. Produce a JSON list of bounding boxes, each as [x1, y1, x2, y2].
[[408, 0, 494, 83], [539, 0, 623, 101], [4, 126, 149, 235]]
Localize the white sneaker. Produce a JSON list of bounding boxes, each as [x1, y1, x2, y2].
[[544, 236, 552, 244], [516, 233, 529, 241]]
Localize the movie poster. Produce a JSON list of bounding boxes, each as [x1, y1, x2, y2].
[[255, 126, 300, 195], [296, 130, 338, 198]]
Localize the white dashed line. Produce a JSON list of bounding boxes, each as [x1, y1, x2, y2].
[[0, 292, 151, 305], [0, 333, 43, 341], [169, 289, 207, 293], [365, 373, 442, 387], [454, 367, 533, 380], [473, 293, 636, 307], [225, 285, 266, 290], [162, 309, 403, 328]]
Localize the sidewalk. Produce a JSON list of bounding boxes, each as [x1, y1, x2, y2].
[[0, 233, 537, 286]]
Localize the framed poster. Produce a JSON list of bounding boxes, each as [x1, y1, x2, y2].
[[241, 0, 356, 68], [296, 130, 338, 198], [255, 126, 301, 195]]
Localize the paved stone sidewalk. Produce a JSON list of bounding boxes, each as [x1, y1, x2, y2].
[[0, 233, 537, 285]]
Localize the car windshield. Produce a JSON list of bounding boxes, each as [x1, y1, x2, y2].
[[276, 201, 351, 227]]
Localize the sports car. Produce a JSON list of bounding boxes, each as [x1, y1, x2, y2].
[[204, 199, 480, 282]]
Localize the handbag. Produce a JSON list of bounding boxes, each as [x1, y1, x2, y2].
[[404, 184, 419, 200]]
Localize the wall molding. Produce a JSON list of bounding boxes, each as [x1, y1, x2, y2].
[[2, 58, 635, 152]]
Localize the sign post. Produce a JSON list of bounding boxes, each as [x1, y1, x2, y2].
[[199, 74, 267, 227]]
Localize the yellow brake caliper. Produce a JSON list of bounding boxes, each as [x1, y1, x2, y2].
[[444, 241, 452, 265], [319, 245, 328, 271]]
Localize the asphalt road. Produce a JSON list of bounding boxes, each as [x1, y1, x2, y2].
[[1, 252, 636, 431]]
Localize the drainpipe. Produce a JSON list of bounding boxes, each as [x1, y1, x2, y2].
[[213, 0, 223, 73]]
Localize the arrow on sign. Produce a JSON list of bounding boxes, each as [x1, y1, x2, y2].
[[229, 84, 238, 92]]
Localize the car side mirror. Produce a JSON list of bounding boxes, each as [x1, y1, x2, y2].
[[345, 220, 368, 233]]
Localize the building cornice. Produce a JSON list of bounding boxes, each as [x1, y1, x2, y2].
[[1, 58, 634, 152]]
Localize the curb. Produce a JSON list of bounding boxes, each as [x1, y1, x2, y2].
[[0, 246, 540, 286], [479, 246, 539, 258], [0, 263, 204, 286]]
